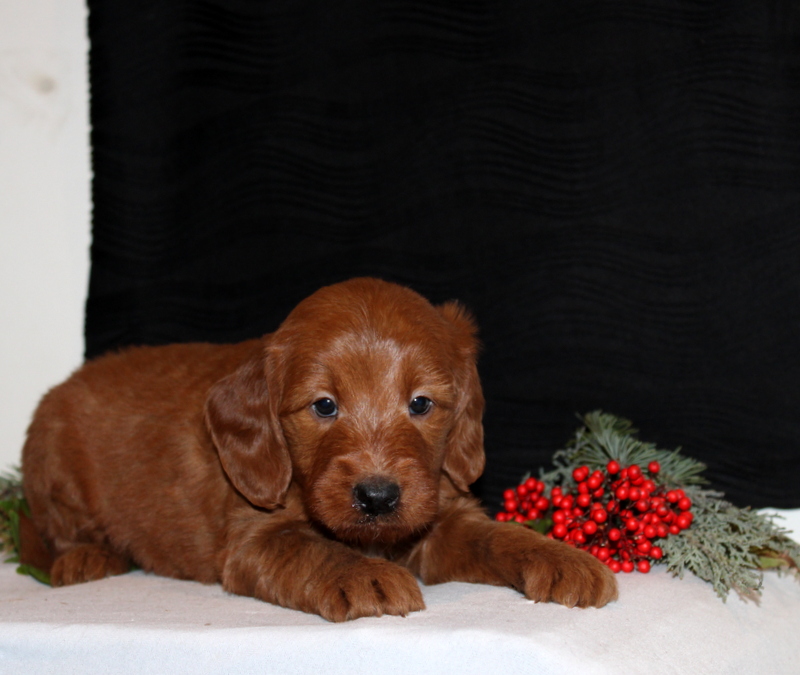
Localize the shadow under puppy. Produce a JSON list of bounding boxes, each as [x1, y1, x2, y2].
[[22, 278, 617, 621]]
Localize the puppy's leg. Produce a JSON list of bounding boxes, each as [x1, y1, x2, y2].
[[51, 544, 131, 587], [406, 496, 618, 608], [221, 515, 425, 622]]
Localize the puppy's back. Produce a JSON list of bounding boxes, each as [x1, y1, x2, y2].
[[22, 339, 263, 581]]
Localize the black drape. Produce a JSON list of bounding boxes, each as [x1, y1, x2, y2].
[[86, 0, 800, 508]]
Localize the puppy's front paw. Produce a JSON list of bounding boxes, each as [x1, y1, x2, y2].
[[318, 558, 425, 622], [522, 541, 618, 608], [493, 526, 618, 608]]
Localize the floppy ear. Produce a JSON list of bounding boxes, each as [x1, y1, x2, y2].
[[205, 347, 291, 509], [438, 301, 486, 492]]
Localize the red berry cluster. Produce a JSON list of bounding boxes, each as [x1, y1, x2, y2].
[[496, 461, 694, 573], [497, 476, 551, 523]]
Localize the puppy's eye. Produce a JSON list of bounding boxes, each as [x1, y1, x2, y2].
[[409, 396, 433, 415], [311, 398, 338, 418]]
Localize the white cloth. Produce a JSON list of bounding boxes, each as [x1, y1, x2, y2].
[[2, 509, 799, 675]]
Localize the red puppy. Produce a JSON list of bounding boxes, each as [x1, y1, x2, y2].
[[22, 278, 617, 621]]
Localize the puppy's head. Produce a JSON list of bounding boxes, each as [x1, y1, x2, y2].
[[206, 278, 485, 545]]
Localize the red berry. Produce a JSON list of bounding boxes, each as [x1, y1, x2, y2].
[[643, 525, 657, 539], [635, 499, 650, 512], [553, 509, 567, 524], [669, 524, 681, 535], [637, 560, 651, 573], [626, 517, 639, 532], [637, 539, 652, 554], [577, 493, 592, 508], [650, 546, 663, 560], [573, 466, 590, 482], [608, 528, 622, 542], [503, 489, 516, 501], [621, 561, 635, 573], [615, 486, 629, 501], [553, 523, 568, 538], [597, 547, 611, 562], [513, 514, 525, 523], [591, 509, 608, 524], [678, 497, 692, 511], [607, 460, 621, 474], [608, 559, 622, 573], [582, 520, 598, 535], [524, 477, 539, 491], [666, 490, 679, 503], [587, 474, 603, 490], [676, 512, 693, 530], [648, 461, 660, 474], [504, 499, 518, 513], [629, 487, 641, 501], [628, 465, 642, 481], [516, 484, 528, 497], [535, 497, 550, 512], [526, 508, 541, 520]]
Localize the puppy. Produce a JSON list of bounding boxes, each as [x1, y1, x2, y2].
[[22, 278, 616, 621]]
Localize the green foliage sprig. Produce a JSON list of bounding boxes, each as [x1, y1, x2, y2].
[[0, 468, 25, 557], [0, 469, 51, 585], [540, 411, 707, 489], [539, 411, 800, 601]]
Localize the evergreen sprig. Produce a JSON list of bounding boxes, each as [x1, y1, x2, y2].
[[0, 468, 25, 557], [539, 411, 800, 601], [540, 411, 707, 489], [0, 469, 52, 585]]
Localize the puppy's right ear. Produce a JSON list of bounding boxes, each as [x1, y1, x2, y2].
[[205, 348, 291, 509]]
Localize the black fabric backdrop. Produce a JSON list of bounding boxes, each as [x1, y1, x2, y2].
[[86, 0, 800, 508]]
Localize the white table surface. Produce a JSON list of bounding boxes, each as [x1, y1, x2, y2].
[[2, 509, 799, 675]]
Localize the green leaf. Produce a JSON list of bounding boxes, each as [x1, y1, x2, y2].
[[16, 563, 51, 586], [526, 517, 553, 535]]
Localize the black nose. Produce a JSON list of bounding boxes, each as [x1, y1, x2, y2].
[[353, 479, 401, 517]]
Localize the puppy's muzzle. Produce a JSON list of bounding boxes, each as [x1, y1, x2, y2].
[[353, 478, 401, 517]]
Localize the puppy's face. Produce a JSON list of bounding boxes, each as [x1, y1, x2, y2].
[[207, 278, 485, 546], [277, 325, 461, 545]]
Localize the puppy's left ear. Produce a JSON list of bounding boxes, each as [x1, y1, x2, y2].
[[205, 346, 291, 509], [438, 301, 486, 492]]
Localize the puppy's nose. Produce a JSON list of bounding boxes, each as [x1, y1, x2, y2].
[[353, 479, 401, 517]]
